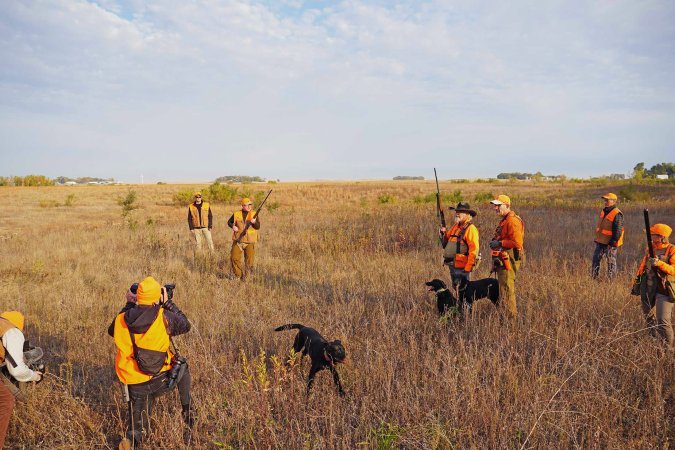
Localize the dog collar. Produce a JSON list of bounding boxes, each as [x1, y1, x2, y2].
[[436, 288, 447, 294]]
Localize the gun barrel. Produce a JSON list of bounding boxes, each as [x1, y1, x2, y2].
[[644, 209, 654, 258]]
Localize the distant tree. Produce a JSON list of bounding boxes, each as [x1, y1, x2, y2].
[[632, 162, 645, 181], [646, 162, 674, 178], [215, 175, 265, 183], [393, 176, 425, 180]]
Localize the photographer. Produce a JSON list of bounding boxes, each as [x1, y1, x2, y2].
[[1, 311, 43, 447], [109, 277, 194, 448]]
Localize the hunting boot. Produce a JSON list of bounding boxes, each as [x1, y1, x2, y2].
[[182, 403, 197, 444]]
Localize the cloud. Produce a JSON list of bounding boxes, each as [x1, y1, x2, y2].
[[1, 0, 674, 180]]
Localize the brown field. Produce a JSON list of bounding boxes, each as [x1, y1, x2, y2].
[[1, 180, 674, 449]]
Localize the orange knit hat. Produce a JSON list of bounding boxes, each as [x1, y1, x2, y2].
[[650, 223, 672, 238], [0, 311, 25, 331], [136, 277, 162, 305]]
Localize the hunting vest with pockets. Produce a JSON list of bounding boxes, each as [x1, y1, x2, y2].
[[189, 202, 210, 228], [649, 244, 675, 298], [0, 317, 16, 365], [595, 207, 624, 247], [232, 210, 258, 243], [114, 308, 173, 385], [444, 222, 475, 270]]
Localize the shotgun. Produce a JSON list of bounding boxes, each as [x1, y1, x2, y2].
[[434, 168, 445, 246], [235, 190, 272, 244]]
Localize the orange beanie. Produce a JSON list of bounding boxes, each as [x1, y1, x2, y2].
[[136, 277, 161, 305], [0, 311, 25, 331]]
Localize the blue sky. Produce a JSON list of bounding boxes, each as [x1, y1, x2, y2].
[[1, 0, 674, 182]]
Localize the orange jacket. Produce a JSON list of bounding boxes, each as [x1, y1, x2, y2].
[[444, 222, 479, 271], [232, 210, 258, 243], [493, 211, 524, 250], [113, 308, 173, 385], [636, 243, 675, 277]]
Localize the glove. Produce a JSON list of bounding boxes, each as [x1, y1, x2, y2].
[[646, 257, 659, 269], [489, 239, 501, 249]]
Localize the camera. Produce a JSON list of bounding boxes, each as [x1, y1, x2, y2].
[[166, 355, 187, 389], [163, 283, 176, 302]]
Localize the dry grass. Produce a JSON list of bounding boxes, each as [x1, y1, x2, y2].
[[1, 181, 674, 449]]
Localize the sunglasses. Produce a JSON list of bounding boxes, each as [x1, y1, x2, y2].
[[194, 196, 202, 198]]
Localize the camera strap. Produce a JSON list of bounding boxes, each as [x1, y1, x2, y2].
[[1, 343, 18, 369]]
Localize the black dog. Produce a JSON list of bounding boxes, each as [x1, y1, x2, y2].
[[425, 278, 499, 315], [274, 324, 346, 396]]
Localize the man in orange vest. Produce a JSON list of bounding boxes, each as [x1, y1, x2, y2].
[[489, 195, 525, 318], [440, 202, 480, 291], [592, 193, 624, 279], [228, 197, 261, 280], [0, 311, 43, 447], [633, 224, 674, 349], [187, 192, 214, 253], [109, 277, 194, 448]]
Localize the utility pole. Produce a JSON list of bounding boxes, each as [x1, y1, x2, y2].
[[140, 174, 144, 184]]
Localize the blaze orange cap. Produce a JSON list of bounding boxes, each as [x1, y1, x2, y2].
[[0, 311, 25, 331], [490, 194, 511, 206], [241, 197, 252, 206], [650, 224, 672, 238], [193, 192, 202, 197], [136, 277, 161, 305], [601, 193, 618, 200]]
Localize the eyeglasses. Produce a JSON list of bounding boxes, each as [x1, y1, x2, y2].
[[194, 196, 202, 198]]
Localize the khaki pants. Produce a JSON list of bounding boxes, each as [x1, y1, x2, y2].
[[642, 290, 674, 348], [191, 228, 214, 253], [231, 242, 255, 279], [497, 260, 520, 318], [0, 381, 15, 447]]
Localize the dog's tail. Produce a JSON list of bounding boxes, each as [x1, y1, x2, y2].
[[274, 323, 304, 332]]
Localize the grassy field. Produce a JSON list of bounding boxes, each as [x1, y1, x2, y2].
[[1, 180, 674, 449]]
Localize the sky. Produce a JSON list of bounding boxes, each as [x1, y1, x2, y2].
[[1, 0, 674, 182]]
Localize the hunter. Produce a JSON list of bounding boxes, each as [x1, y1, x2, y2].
[[0, 311, 43, 447], [634, 224, 674, 349], [187, 192, 214, 253], [228, 197, 261, 280], [441, 202, 480, 290], [109, 277, 194, 448], [592, 192, 624, 279], [489, 195, 525, 319]]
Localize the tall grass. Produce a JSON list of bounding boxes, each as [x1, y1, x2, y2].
[[0, 181, 673, 448]]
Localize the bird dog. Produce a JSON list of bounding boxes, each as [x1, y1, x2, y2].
[[274, 323, 346, 396], [425, 278, 499, 315]]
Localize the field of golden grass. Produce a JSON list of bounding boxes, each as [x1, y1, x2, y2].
[[1, 180, 673, 449]]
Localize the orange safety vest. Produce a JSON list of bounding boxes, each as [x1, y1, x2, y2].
[[595, 208, 624, 247], [232, 210, 258, 243], [113, 308, 173, 385], [189, 202, 211, 228], [444, 222, 479, 270], [0, 318, 16, 364]]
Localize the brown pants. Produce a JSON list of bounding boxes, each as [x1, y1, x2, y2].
[[497, 260, 520, 318], [0, 381, 15, 448], [231, 242, 255, 279]]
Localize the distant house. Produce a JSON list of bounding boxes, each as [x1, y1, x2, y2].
[[65, 181, 77, 185], [656, 174, 669, 180]]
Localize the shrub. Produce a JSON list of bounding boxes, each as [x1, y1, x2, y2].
[[474, 192, 494, 203], [117, 189, 138, 217], [619, 185, 653, 202], [38, 199, 60, 208], [378, 194, 396, 204], [172, 189, 195, 206], [207, 182, 239, 203], [64, 194, 75, 207]]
